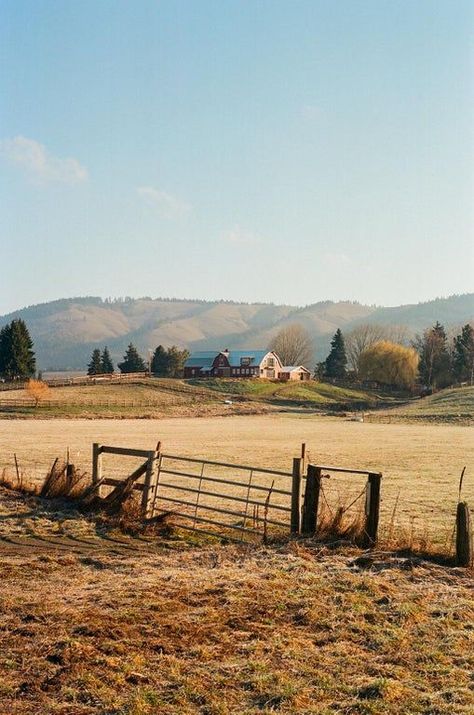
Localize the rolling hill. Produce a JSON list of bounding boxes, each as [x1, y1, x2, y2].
[[1, 293, 473, 370]]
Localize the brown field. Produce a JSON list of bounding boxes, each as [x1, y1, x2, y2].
[[1, 415, 473, 714], [0, 538, 473, 715], [1, 414, 472, 545]]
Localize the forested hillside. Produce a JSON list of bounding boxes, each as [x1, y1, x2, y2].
[[1, 294, 472, 370]]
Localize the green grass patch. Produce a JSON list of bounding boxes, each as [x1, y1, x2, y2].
[[187, 378, 379, 406]]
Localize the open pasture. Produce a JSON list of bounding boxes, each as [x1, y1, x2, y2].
[[1, 414, 472, 544]]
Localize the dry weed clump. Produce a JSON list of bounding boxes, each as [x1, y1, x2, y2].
[[40, 459, 88, 499], [0, 459, 88, 500], [315, 501, 366, 544], [0, 466, 40, 495]]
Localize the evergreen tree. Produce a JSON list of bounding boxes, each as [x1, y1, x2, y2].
[[118, 343, 146, 373], [416, 322, 452, 388], [151, 345, 169, 376], [313, 362, 325, 382], [452, 324, 474, 385], [324, 329, 347, 379], [0, 319, 35, 380], [100, 346, 114, 374], [87, 348, 103, 376], [0, 324, 12, 378]]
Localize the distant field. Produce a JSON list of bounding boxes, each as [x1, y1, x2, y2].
[[1, 379, 473, 429], [0, 377, 391, 419], [0, 379, 257, 419], [369, 386, 474, 425], [0, 414, 472, 544]]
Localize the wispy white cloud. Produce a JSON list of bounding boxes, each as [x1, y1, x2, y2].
[[137, 186, 191, 219], [0, 135, 88, 184], [222, 226, 263, 245]]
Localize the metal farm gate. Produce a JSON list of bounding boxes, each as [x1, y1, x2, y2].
[[92, 443, 382, 544], [92, 443, 296, 541]]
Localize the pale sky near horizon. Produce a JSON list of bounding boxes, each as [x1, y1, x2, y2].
[[1, 0, 473, 315]]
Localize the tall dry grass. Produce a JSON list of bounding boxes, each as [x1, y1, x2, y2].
[[0, 459, 88, 500]]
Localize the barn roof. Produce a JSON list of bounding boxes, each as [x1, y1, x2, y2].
[[226, 350, 269, 366], [281, 365, 310, 372], [184, 351, 217, 368], [185, 349, 273, 369]]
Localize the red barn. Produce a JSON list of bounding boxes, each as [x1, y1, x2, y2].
[[184, 349, 283, 379]]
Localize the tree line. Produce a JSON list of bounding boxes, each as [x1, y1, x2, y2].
[[1, 315, 472, 392], [87, 343, 189, 377], [270, 321, 474, 390]]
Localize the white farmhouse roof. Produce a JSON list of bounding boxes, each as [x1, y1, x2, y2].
[[281, 365, 310, 372]]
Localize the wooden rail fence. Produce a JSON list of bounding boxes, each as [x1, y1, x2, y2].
[[91, 442, 383, 544]]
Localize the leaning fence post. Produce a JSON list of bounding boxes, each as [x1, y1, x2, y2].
[[291, 457, 302, 534], [363, 472, 382, 547], [456, 502, 472, 567], [302, 465, 321, 534], [141, 450, 159, 519], [92, 443, 103, 498]]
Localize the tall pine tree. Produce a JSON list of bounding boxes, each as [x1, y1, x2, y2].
[[452, 324, 474, 385], [0, 320, 35, 380], [324, 329, 347, 379], [87, 349, 102, 375], [151, 345, 169, 376], [0, 324, 12, 378], [100, 346, 114, 374], [118, 343, 146, 373]]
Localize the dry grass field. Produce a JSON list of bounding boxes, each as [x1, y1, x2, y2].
[[1, 414, 472, 545], [0, 545, 473, 715], [0, 381, 263, 419], [0, 415, 473, 714], [0, 509, 472, 715], [0, 377, 382, 421]]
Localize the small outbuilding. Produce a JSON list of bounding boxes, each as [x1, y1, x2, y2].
[[279, 365, 311, 382]]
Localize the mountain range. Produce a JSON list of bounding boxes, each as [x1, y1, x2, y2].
[[1, 294, 473, 371]]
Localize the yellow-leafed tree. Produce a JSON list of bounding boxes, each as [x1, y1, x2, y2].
[[358, 341, 419, 389], [26, 379, 50, 407]]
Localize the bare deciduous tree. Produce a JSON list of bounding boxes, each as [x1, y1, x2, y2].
[[346, 324, 411, 374], [269, 323, 313, 368]]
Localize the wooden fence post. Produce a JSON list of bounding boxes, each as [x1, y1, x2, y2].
[[456, 502, 472, 567], [291, 457, 302, 535], [66, 463, 75, 491], [363, 472, 382, 547], [302, 465, 321, 534], [92, 443, 103, 498], [301, 443, 306, 471], [141, 450, 160, 519]]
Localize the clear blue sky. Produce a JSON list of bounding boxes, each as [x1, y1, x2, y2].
[[1, 0, 472, 314]]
